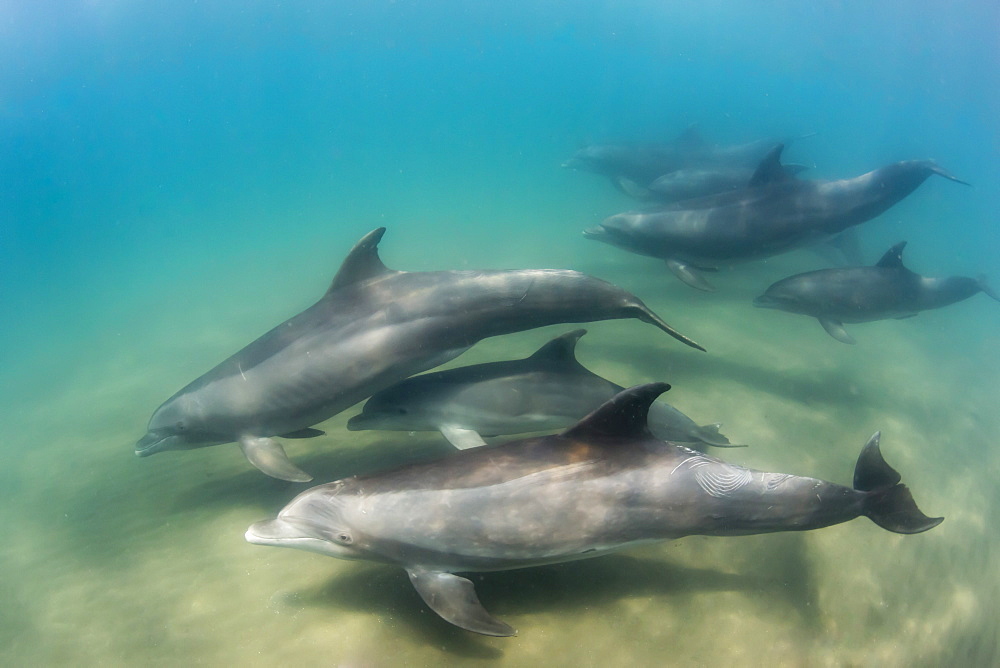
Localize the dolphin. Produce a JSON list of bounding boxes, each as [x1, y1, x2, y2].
[[247, 383, 942, 637], [563, 126, 809, 191], [347, 329, 737, 450], [617, 163, 811, 204], [754, 241, 1000, 344], [584, 146, 969, 291], [135, 229, 705, 481]]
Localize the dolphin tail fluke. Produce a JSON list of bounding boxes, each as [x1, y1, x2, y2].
[[238, 436, 313, 482], [854, 432, 943, 534], [977, 275, 1000, 302], [407, 569, 516, 637], [928, 163, 971, 186]]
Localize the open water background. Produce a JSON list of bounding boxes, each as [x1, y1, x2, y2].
[[2, 2, 998, 665]]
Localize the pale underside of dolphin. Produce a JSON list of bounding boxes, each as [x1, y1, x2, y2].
[[585, 145, 969, 291], [136, 228, 705, 481], [247, 383, 942, 637], [754, 241, 1000, 343], [347, 328, 739, 450]]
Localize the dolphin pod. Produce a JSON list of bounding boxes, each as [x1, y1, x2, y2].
[[136, 227, 704, 481], [584, 145, 969, 291], [247, 383, 942, 637], [754, 241, 1000, 343], [347, 329, 738, 450]]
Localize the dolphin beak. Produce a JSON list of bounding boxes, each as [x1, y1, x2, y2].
[[245, 519, 294, 546], [582, 226, 606, 239], [135, 431, 171, 457], [345, 414, 368, 431], [752, 296, 778, 309]]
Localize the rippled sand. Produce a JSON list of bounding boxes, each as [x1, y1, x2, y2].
[[2, 234, 997, 667]]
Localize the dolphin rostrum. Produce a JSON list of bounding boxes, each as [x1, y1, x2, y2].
[[585, 146, 969, 291], [347, 329, 737, 450], [247, 383, 942, 636], [754, 241, 1000, 343], [136, 229, 705, 481]]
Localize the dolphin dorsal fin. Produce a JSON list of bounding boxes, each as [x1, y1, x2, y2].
[[326, 228, 397, 295], [747, 144, 788, 188], [562, 382, 670, 441], [875, 241, 908, 269], [527, 329, 587, 366]]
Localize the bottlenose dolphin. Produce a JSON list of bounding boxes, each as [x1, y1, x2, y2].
[[563, 126, 808, 191], [618, 163, 811, 203], [136, 229, 704, 481], [584, 146, 969, 291], [754, 241, 1000, 344], [347, 329, 736, 450], [247, 383, 942, 637]]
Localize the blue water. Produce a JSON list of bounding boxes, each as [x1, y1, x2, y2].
[[2, 2, 998, 665]]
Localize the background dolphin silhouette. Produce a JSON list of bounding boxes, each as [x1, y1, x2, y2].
[[136, 229, 704, 481], [247, 383, 941, 637], [754, 241, 1000, 343]]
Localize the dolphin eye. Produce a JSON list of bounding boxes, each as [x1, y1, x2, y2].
[[336, 532, 353, 544], [175, 421, 186, 431]]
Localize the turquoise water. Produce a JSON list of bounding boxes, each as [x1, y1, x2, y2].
[[2, 2, 998, 665]]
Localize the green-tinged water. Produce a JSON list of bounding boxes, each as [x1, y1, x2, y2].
[[2, 2, 999, 665]]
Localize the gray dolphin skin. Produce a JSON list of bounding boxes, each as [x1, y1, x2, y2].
[[247, 383, 942, 637], [754, 241, 1000, 344], [135, 229, 705, 481], [618, 163, 811, 203], [347, 329, 737, 450], [562, 125, 805, 190], [584, 145, 969, 291]]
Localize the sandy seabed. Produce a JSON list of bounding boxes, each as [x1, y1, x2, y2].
[[2, 237, 998, 667]]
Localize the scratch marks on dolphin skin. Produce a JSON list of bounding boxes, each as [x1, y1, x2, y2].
[[672, 455, 753, 498], [764, 473, 792, 490]]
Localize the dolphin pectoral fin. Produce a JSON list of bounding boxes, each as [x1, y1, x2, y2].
[[439, 425, 488, 450], [238, 436, 313, 482], [279, 428, 326, 439], [818, 318, 855, 344], [894, 313, 918, 320], [406, 569, 516, 637], [665, 259, 716, 292]]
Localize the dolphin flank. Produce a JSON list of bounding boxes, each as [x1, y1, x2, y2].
[[247, 383, 942, 637], [136, 228, 705, 481]]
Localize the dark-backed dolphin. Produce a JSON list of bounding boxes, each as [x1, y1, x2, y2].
[[754, 241, 999, 343], [347, 329, 737, 450], [563, 126, 810, 191], [247, 383, 942, 637], [584, 146, 969, 291], [618, 163, 811, 203], [135, 229, 704, 481]]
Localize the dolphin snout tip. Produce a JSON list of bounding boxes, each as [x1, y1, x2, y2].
[[582, 226, 606, 238]]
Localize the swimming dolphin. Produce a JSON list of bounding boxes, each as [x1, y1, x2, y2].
[[135, 229, 705, 481], [584, 146, 969, 291], [247, 383, 942, 637], [617, 163, 811, 203], [754, 241, 1000, 344], [347, 329, 736, 450], [563, 126, 809, 191]]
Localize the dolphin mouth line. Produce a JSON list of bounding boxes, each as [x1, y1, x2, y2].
[[134, 433, 169, 457]]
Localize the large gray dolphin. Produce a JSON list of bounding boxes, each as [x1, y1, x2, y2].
[[247, 383, 942, 637], [584, 146, 969, 291], [754, 241, 1000, 344], [563, 126, 807, 191], [135, 229, 704, 481], [347, 329, 736, 450]]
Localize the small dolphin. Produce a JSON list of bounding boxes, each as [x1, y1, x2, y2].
[[347, 329, 737, 450], [136, 229, 704, 481], [754, 241, 999, 344], [585, 146, 969, 291], [563, 126, 808, 191], [247, 383, 942, 637], [617, 163, 811, 203]]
